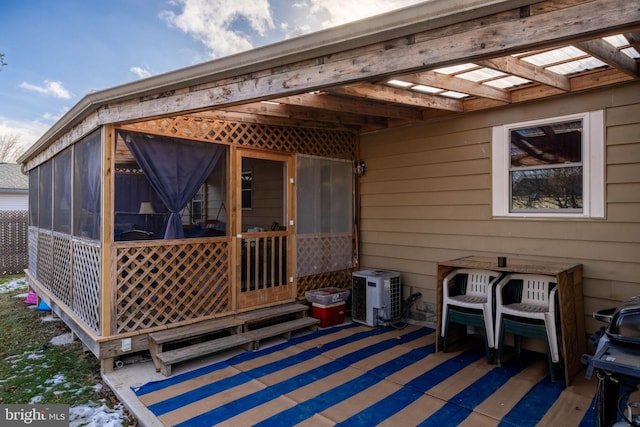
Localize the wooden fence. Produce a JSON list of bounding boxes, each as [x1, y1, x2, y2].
[[0, 210, 28, 275]]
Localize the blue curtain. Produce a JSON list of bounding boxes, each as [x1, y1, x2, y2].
[[114, 173, 167, 215], [119, 131, 224, 239]]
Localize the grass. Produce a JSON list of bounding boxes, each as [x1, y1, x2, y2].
[[0, 274, 135, 424]]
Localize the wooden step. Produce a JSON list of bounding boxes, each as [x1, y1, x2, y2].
[[149, 303, 317, 377], [156, 334, 253, 376], [148, 317, 244, 375], [244, 317, 320, 350], [236, 303, 309, 328], [149, 317, 244, 345]]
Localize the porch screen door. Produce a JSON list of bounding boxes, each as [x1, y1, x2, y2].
[[236, 151, 293, 309]]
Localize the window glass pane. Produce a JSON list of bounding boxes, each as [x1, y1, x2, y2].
[[510, 119, 582, 167], [53, 148, 72, 233], [38, 161, 52, 229], [28, 168, 38, 226], [511, 166, 583, 211]]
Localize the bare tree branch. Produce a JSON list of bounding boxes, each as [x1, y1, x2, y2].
[[0, 133, 22, 163]]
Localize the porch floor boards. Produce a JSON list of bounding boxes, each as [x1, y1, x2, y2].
[[148, 303, 319, 376]]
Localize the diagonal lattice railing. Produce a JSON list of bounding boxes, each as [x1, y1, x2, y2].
[[114, 239, 232, 334]]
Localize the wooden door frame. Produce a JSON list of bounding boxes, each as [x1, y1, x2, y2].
[[232, 147, 297, 310]]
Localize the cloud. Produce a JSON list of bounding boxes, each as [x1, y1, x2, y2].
[[160, 0, 275, 58], [19, 80, 72, 99], [293, 0, 424, 34], [311, 0, 396, 26], [160, 0, 426, 58], [131, 66, 153, 79]]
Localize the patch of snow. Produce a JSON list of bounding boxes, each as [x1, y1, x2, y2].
[[5, 354, 22, 361], [27, 353, 45, 360], [27, 353, 44, 360], [41, 314, 60, 322], [69, 402, 127, 427], [29, 395, 43, 404], [50, 332, 75, 346], [0, 277, 28, 293], [45, 373, 67, 386]]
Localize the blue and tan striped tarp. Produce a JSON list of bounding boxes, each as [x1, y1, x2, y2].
[[133, 323, 600, 426]]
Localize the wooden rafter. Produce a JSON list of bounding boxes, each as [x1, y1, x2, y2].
[[478, 57, 571, 91], [272, 92, 422, 120], [189, 108, 366, 131], [331, 83, 464, 112], [393, 70, 512, 103], [223, 101, 389, 128], [624, 32, 640, 47], [576, 38, 639, 77]]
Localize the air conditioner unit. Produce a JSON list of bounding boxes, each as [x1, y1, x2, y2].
[[352, 269, 401, 327]]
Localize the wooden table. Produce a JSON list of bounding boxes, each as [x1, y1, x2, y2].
[[436, 256, 585, 386]]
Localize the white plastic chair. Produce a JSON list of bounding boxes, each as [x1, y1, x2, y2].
[[441, 268, 501, 362], [494, 274, 559, 375]]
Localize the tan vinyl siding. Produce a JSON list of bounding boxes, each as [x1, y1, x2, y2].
[[359, 80, 640, 333]]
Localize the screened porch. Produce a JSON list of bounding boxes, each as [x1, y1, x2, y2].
[[25, 118, 358, 369]]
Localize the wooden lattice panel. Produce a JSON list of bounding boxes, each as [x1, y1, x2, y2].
[[72, 240, 101, 334], [31, 231, 101, 334], [121, 117, 357, 160], [115, 240, 231, 334], [51, 234, 73, 306], [37, 232, 53, 291], [296, 233, 353, 277], [297, 269, 354, 299]]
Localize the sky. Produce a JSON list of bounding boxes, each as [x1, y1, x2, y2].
[[0, 0, 426, 161]]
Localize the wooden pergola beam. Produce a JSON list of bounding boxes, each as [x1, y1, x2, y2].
[[576, 38, 640, 77], [392, 70, 512, 103], [624, 32, 640, 47], [272, 92, 422, 120], [477, 56, 571, 91], [223, 101, 391, 127], [331, 83, 464, 112], [190, 108, 369, 131]]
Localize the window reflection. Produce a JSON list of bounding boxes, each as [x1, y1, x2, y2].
[[509, 119, 583, 212]]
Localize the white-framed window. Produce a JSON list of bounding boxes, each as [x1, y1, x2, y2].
[[492, 111, 604, 218]]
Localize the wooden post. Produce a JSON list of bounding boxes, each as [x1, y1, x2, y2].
[[287, 155, 297, 300], [230, 145, 239, 313], [100, 125, 115, 338]]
